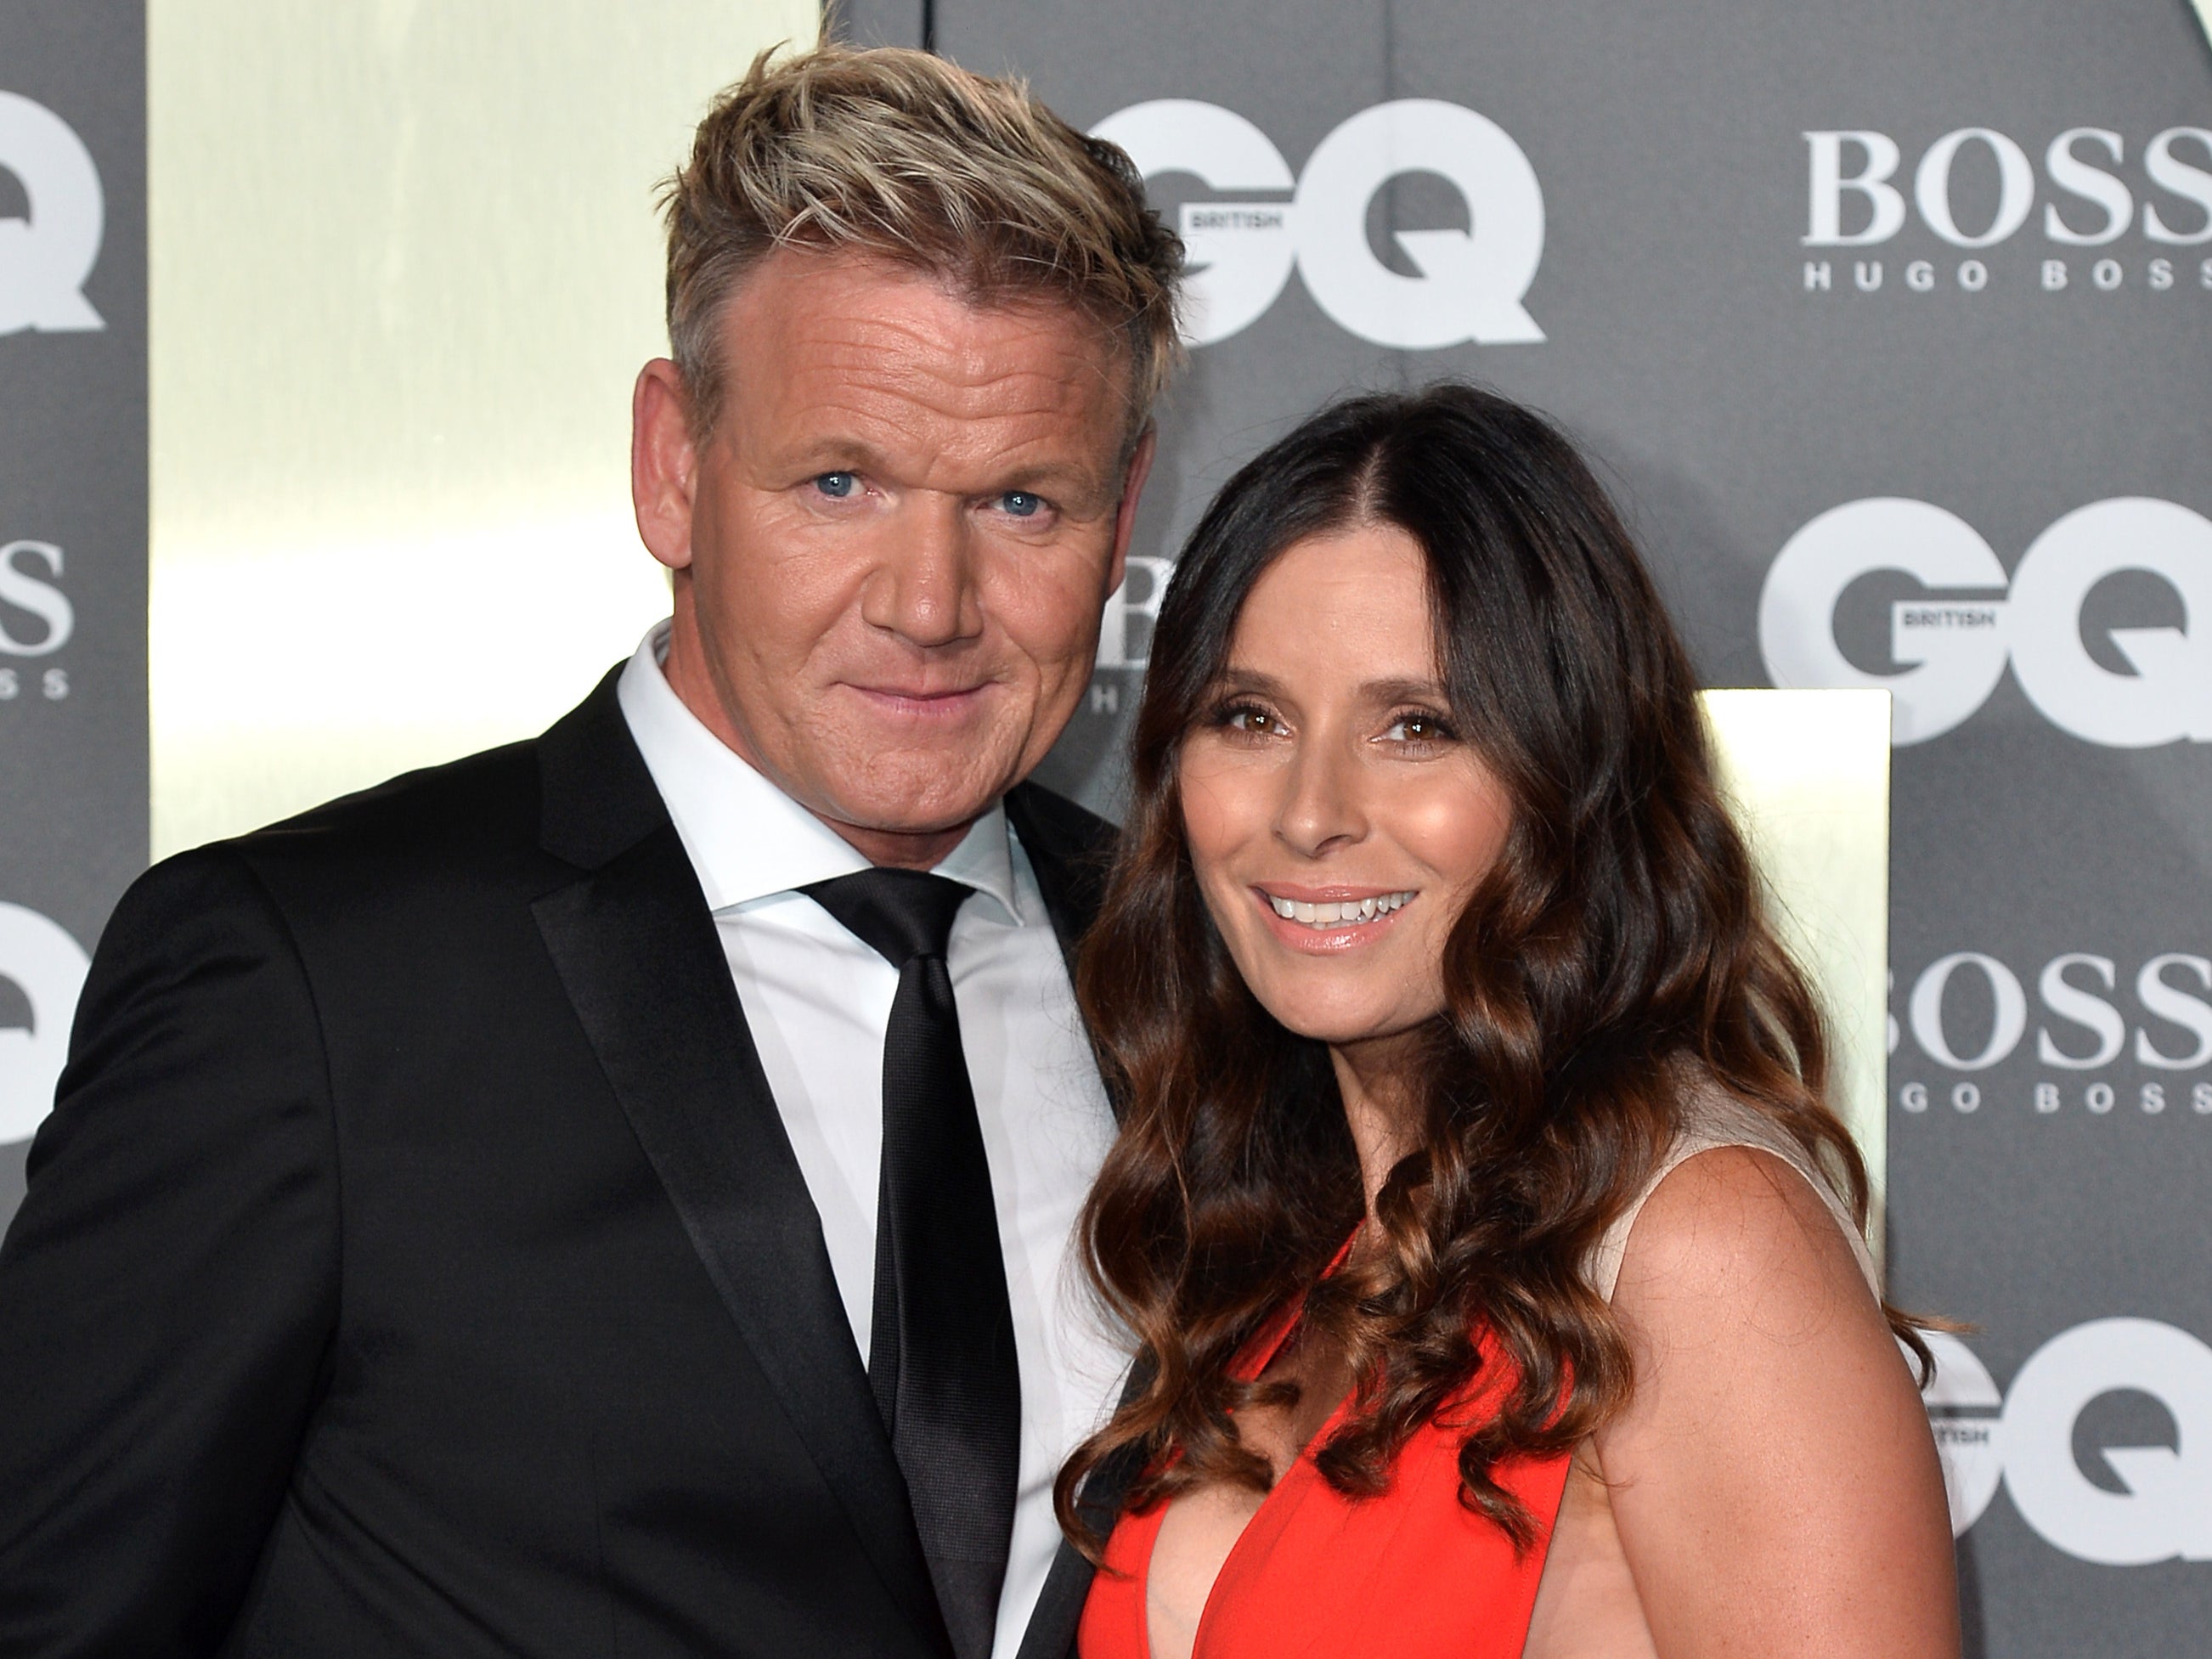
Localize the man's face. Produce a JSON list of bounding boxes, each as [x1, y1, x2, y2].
[[632, 249, 1151, 866]]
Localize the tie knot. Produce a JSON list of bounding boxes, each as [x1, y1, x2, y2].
[[802, 867, 973, 968]]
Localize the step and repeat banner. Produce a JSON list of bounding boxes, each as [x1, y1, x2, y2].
[[0, 3, 141, 1220], [4, 3, 2211, 1652], [898, 2, 2209, 1652]]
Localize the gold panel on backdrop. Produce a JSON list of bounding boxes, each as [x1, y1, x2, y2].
[[1703, 688, 1892, 1253], [148, 0, 820, 857]]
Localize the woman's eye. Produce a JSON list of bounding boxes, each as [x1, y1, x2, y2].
[[814, 471, 858, 499], [1221, 704, 1284, 736], [1384, 712, 1453, 743], [998, 490, 1044, 518]]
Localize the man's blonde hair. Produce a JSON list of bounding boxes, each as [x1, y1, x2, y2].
[[663, 42, 1184, 439]]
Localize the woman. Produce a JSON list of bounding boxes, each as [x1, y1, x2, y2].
[[1060, 383, 1957, 1658]]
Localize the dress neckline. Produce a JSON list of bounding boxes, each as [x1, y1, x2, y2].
[[1137, 1229, 1364, 1659]]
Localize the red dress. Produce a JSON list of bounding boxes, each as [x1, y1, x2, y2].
[[1077, 1295, 1572, 1659]]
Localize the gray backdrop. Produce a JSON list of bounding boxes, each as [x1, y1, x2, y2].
[[861, 0, 2212, 1651], [0, 5, 144, 1221]]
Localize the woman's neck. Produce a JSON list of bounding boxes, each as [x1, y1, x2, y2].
[[1328, 1034, 1425, 1222]]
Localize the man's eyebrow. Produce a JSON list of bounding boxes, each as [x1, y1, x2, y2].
[[780, 438, 892, 475], [989, 457, 1116, 509]]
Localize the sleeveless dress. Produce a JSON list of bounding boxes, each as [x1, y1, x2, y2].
[[1075, 1081, 1879, 1659]]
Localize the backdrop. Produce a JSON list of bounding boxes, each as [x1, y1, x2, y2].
[[0, 3, 142, 1219], [6, 3, 2212, 1653], [855, 2, 2212, 1649]]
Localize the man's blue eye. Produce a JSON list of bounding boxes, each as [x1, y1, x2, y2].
[[815, 472, 857, 499], [1001, 491, 1042, 517]]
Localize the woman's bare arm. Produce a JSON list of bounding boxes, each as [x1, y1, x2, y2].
[[1594, 1145, 1960, 1658]]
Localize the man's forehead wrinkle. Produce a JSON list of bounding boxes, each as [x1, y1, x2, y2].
[[776, 287, 1107, 375], [765, 374, 1103, 461], [791, 324, 1114, 419]]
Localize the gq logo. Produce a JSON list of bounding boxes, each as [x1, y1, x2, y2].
[[0, 90, 105, 334], [1091, 99, 1544, 349], [1759, 497, 2212, 746], [1921, 1323, 2212, 1565], [0, 902, 90, 1145]]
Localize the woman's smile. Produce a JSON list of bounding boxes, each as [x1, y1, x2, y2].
[[1251, 884, 1419, 952]]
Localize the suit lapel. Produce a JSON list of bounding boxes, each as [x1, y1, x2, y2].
[[532, 674, 950, 1656], [1013, 1368, 1153, 1659], [535, 687, 1135, 1659], [1004, 783, 1113, 994], [1004, 782, 1140, 1658]]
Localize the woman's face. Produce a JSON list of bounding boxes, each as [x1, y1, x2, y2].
[[1178, 523, 1515, 1054]]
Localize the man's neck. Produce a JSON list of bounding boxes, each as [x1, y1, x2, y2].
[[819, 815, 978, 873]]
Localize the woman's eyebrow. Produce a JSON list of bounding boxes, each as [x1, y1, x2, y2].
[[1211, 666, 1288, 698], [1361, 676, 1451, 705]]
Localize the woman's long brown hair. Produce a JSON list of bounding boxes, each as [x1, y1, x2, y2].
[[1056, 381, 1929, 1554]]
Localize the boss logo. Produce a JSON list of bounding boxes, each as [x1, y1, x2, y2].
[[1889, 947, 2211, 1082], [1093, 554, 1172, 672], [1921, 1322, 2212, 1566], [0, 91, 105, 336], [0, 539, 75, 658], [1758, 497, 2212, 748], [0, 901, 89, 1145], [1092, 98, 1544, 350], [1805, 127, 2212, 251]]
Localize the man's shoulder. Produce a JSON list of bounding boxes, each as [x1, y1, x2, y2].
[[216, 665, 644, 889], [86, 734, 567, 996], [1005, 782, 1120, 945], [232, 735, 549, 874]]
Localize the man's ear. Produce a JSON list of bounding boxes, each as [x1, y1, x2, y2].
[[1105, 425, 1158, 597], [632, 359, 700, 572]]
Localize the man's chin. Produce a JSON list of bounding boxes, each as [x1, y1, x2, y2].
[[818, 750, 1026, 840], [796, 700, 1064, 844]]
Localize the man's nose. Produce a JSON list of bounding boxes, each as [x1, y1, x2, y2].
[[1274, 736, 1368, 859], [860, 494, 983, 649]]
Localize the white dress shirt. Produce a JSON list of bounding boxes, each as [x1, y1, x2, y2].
[[617, 624, 1126, 1658]]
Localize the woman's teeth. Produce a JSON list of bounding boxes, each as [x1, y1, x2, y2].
[[1266, 891, 1414, 928]]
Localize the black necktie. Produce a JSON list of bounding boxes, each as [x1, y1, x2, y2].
[[802, 868, 1021, 1659]]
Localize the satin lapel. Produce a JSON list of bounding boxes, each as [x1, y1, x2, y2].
[[1003, 784, 1112, 991], [533, 693, 948, 1655], [1013, 1361, 1154, 1659], [1004, 783, 1136, 1656]]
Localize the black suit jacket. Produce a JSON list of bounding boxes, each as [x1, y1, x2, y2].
[[0, 669, 1128, 1659]]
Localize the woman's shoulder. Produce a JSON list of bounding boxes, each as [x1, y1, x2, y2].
[[1569, 1079, 1959, 1659], [1583, 1067, 1879, 1305]]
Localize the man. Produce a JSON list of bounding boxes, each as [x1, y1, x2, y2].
[[0, 43, 1181, 1659]]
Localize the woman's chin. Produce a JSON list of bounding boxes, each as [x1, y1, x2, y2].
[[1250, 994, 1433, 1057]]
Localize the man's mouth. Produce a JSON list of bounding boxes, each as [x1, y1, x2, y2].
[[845, 683, 990, 717]]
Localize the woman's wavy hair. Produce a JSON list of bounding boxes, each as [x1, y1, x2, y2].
[[1057, 381, 1927, 1553]]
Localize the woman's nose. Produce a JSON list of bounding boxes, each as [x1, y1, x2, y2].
[[1273, 736, 1367, 858]]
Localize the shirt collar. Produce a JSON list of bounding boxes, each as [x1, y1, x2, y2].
[[615, 622, 1024, 923]]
